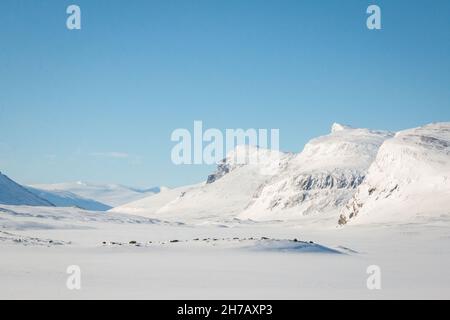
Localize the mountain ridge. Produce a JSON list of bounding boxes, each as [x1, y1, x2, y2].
[[0, 172, 54, 207]]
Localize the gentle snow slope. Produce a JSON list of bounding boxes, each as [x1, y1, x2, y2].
[[339, 122, 450, 225], [30, 181, 161, 207], [239, 124, 393, 220], [0, 172, 53, 207]]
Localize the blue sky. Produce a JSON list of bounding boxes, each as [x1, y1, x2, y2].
[[0, 0, 449, 188]]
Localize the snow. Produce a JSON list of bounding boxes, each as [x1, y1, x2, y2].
[[30, 181, 161, 207], [331, 122, 354, 133], [1, 203, 450, 299], [339, 122, 450, 225]]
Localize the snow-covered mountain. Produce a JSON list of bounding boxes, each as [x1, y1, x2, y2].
[[238, 123, 393, 221], [26, 186, 111, 211], [29, 181, 162, 207], [339, 122, 450, 225], [111, 146, 292, 221], [112, 125, 393, 223], [0, 172, 53, 207]]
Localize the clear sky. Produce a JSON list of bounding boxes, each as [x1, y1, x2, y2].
[[0, 0, 449, 188]]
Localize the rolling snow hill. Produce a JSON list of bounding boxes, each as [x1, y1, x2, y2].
[[30, 181, 162, 207], [339, 122, 450, 225], [0, 172, 53, 207]]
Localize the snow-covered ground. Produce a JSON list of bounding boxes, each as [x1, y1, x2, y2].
[[1, 203, 449, 299]]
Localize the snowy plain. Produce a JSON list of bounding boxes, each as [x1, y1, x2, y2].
[[1, 204, 449, 299]]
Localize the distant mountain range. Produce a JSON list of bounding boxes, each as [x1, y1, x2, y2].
[[2, 122, 449, 225], [26, 186, 111, 211], [0, 174, 162, 211], [29, 181, 163, 208]]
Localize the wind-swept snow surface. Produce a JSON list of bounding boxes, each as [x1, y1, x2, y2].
[[339, 122, 450, 225], [30, 181, 161, 207], [0, 172, 53, 207]]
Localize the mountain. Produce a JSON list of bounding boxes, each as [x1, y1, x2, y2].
[[0, 172, 53, 207], [111, 146, 292, 221], [112, 125, 392, 222], [238, 123, 393, 221], [339, 122, 450, 225], [29, 181, 162, 207], [129, 122, 449, 226], [26, 187, 111, 211]]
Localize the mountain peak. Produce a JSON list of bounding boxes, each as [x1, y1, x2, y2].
[[331, 123, 352, 133]]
